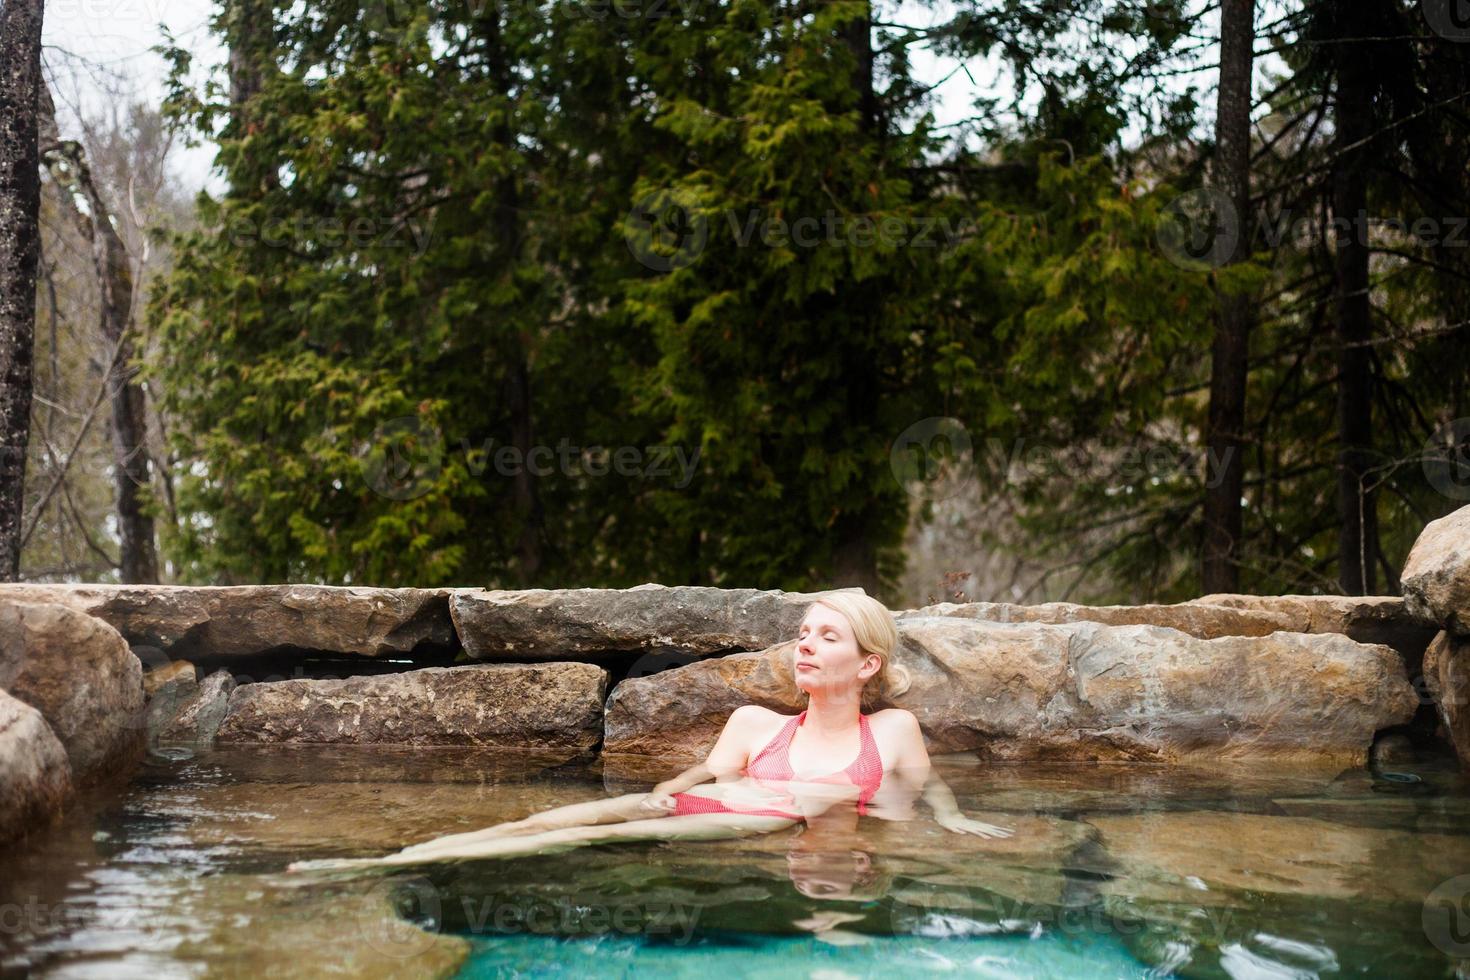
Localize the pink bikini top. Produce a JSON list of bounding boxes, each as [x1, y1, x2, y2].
[[745, 711, 885, 814]]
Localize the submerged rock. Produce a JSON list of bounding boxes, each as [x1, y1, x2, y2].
[[1091, 809, 1470, 904], [0, 690, 72, 844], [142, 659, 196, 697], [157, 669, 237, 745], [0, 600, 145, 786], [1424, 631, 1470, 768], [605, 617, 1417, 766], [1402, 505, 1470, 636], [450, 584, 863, 659], [901, 600, 1295, 639], [170, 872, 470, 978], [216, 662, 607, 754], [0, 583, 456, 660]]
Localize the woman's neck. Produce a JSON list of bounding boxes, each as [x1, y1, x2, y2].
[[803, 691, 862, 734]]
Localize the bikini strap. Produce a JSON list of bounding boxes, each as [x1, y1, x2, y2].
[[850, 713, 885, 812], [747, 711, 803, 777]]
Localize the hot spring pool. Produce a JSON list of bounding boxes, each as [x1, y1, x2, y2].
[[2, 744, 1467, 978]]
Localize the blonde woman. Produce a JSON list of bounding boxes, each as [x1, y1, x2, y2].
[[288, 593, 1010, 872]]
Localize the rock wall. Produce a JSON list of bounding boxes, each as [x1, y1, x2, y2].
[[0, 573, 1443, 790], [451, 584, 864, 659], [606, 617, 1417, 767], [216, 662, 607, 757], [0, 583, 455, 661]]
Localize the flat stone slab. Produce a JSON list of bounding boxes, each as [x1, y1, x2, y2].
[[450, 584, 864, 660], [216, 662, 607, 754], [1189, 592, 1435, 657], [900, 600, 1296, 638], [1402, 504, 1470, 636], [0, 584, 455, 660], [606, 616, 1417, 766]]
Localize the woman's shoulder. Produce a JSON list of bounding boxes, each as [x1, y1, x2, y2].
[[724, 704, 795, 728], [865, 707, 923, 734]]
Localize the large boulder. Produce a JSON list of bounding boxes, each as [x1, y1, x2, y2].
[[901, 600, 1296, 639], [1423, 631, 1470, 768], [0, 600, 145, 785], [450, 584, 863, 660], [216, 662, 607, 755], [605, 617, 1417, 766], [1402, 505, 1470, 636], [1189, 592, 1436, 658], [0, 690, 72, 844], [0, 584, 455, 660]]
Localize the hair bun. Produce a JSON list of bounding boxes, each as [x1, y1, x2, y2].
[[885, 663, 912, 698]]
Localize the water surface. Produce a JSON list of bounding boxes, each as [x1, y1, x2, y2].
[[2, 745, 1467, 978]]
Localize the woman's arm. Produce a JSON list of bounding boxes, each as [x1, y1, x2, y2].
[[921, 769, 1014, 839], [885, 710, 1013, 839], [640, 705, 770, 813]]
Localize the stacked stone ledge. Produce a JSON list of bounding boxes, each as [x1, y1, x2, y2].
[[0, 576, 1440, 821], [1401, 504, 1470, 768]]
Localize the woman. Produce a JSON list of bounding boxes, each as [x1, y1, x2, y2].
[[288, 593, 1010, 872]]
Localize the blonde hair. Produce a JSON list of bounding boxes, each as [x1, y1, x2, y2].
[[809, 593, 905, 709]]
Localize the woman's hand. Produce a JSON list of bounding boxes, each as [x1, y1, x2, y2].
[[639, 783, 680, 814], [935, 812, 1014, 838]]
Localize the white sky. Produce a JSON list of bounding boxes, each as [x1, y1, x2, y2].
[[41, 0, 999, 196], [43, 0, 225, 189]]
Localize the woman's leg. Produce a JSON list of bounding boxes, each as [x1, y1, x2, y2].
[[287, 812, 797, 873], [397, 793, 652, 856], [381, 812, 797, 865]]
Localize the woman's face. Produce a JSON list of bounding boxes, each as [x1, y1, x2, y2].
[[794, 604, 880, 702]]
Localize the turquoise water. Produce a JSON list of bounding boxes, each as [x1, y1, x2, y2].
[[454, 930, 1157, 978], [1, 745, 1467, 978]]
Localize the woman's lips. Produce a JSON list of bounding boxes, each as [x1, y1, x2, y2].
[[796, 662, 817, 672]]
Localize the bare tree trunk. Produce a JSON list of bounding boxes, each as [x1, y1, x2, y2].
[[504, 351, 545, 583], [841, 2, 876, 135], [1333, 9, 1377, 596], [1201, 0, 1255, 594], [39, 88, 159, 583], [0, 0, 45, 581]]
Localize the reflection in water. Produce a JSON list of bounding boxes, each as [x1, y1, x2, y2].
[[1, 746, 1469, 978]]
